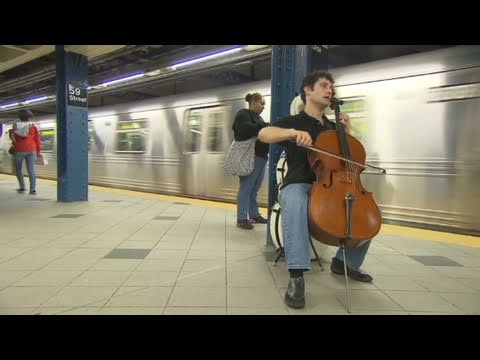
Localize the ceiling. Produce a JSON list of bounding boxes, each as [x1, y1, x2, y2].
[[0, 44, 455, 120]]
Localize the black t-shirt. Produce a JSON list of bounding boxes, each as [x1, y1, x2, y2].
[[274, 110, 337, 187], [232, 108, 269, 158]]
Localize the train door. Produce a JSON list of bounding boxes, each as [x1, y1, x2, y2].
[[0, 123, 13, 174], [183, 105, 230, 198], [37, 126, 56, 177]]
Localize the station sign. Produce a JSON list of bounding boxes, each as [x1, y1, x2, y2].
[[67, 83, 88, 108]]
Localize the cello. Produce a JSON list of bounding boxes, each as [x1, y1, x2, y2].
[[306, 98, 385, 249]]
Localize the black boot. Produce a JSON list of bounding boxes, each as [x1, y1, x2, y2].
[[284, 276, 305, 309], [330, 257, 373, 283]]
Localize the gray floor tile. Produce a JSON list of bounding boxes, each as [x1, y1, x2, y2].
[[104, 248, 151, 259], [154, 216, 180, 220], [51, 214, 84, 218], [409, 255, 463, 267]]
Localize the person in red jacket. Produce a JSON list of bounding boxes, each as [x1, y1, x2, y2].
[[9, 109, 42, 194]]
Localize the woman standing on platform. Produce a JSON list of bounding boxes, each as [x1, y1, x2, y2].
[[9, 109, 42, 195], [232, 93, 269, 229]]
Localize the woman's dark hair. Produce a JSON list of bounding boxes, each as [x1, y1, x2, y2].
[[299, 71, 335, 104], [245, 92, 263, 106], [18, 109, 34, 122]]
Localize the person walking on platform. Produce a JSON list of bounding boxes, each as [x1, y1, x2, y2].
[[258, 71, 373, 309], [233, 93, 270, 230], [10, 109, 42, 195]]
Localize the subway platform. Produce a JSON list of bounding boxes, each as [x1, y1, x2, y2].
[[1, 174, 480, 315]]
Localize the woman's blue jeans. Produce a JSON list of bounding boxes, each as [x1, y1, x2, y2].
[[237, 156, 267, 221], [14, 151, 37, 191], [278, 183, 371, 271]]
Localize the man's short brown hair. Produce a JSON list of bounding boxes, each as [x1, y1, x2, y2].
[[300, 71, 335, 104]]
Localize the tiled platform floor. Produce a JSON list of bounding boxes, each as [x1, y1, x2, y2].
[[1, 174, 479, 315]]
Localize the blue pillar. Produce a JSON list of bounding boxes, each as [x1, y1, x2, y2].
[[266, 45, 311, 245], [55, 45, 89, 202]]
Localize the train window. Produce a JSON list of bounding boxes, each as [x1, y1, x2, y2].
[[207, 111, 224, 152], [185, 113, 202, 153], [115, 119, 148, 153], [325, 97, 368, 141], [39, 129, 55, 152]]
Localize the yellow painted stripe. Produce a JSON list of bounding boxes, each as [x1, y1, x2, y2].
[[380, 223, 480, 248]]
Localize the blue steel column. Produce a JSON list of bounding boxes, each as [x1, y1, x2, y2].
[[266, 45, 310, 245], [55, 45, 89, 202]]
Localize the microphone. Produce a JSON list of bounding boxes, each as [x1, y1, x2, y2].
[[330, 97, 344, 108]]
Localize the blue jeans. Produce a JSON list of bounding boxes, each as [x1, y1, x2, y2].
[[278, 183, 371, 271], [15, 151, 37, 191], [237, 156, 267, 220]]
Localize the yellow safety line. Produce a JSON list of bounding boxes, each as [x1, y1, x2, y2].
[[380, 223, 480, 248]]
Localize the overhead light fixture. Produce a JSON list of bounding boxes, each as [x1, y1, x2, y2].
[[0, 97, 52, 110], [1, 102, 19, 109], [98, 73, 145, 87], [23, 96, 48, 104], [171, 46, 243, 70]]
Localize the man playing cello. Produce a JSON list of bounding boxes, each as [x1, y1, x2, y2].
[[259, 71, 373, 310]]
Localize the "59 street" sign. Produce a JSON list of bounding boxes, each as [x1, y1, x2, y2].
[[67, 83, 88, 108]]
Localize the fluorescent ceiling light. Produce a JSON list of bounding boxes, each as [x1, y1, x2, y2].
[[171, 46, 242, 70], [23, 96, 48, 104], [99, 73, 144, 87], [1, 102, 19, 109]]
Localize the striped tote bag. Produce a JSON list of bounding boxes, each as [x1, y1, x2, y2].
[[223, 137, 256, 176]]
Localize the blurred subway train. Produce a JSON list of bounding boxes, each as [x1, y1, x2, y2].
[[1, 45, 479, 236]]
